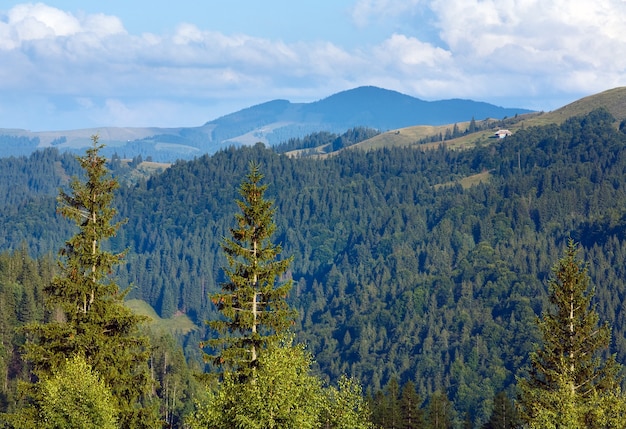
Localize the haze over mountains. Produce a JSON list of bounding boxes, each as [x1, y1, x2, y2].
[[0, 86, 532, 162]]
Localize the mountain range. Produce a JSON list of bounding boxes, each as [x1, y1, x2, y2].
[[0, 86, 532, 162]]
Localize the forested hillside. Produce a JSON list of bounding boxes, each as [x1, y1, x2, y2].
[[2, 108, 626, 426]]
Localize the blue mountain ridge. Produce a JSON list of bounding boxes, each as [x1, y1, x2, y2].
[[0, 86, 533, 162], [209, 86, 532, 135]]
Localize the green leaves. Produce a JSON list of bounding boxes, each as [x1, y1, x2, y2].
[[189, 337, 374, 429], [190, 338, 323, 429], [4, 355, 118, 429], [322, 376, 375, 429], [523, 372, 626, 429], [38, 355, 118, 429]]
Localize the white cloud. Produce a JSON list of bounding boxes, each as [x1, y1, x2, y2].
[[81, 13, 125, 36], [3, 1, 626, 130], [2, 3, 125, 47], [431, 0, 626, 69], [374, 33, 451, 68], [8, 3, 81, 39]]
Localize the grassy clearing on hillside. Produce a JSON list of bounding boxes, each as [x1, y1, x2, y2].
[[115, 160, 171, 185], [355, 122, 471, 151], [125, 299, 197, 335], [132, 160, 170, 178], [433, 170, 492, 190], [285, 145, 330, 158], [354, 117, 525, 152]]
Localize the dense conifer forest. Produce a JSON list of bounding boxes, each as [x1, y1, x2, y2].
[[2, 108, 626, 426]]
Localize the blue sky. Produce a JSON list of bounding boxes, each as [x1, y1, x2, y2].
[[1, 1, 625, 131]]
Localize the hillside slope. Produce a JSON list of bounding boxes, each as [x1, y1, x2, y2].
[[529, 86, 626, 126], [350, 87, 626, 152], [5, 109, 626, 423], [0, 86, 531, 162]]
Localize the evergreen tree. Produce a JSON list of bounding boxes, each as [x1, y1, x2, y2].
[[383, 377, 401, 429], [425, 391, 454, 429], [205, 162, 295, 376], [400, 381, 424, 429], [148, 331, 201, 428], [482, 391, 520, 429], [197, 163, 374, 428], [16, 136, 159, 428], [452, 123, 460, 138], [518, 239, 625, 427], [369, 389, 387, 427], [463, 411, 473, 429], [468, 117, 477, 134]]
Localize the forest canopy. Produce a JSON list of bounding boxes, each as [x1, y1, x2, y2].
[[2, 109, 626, 426]]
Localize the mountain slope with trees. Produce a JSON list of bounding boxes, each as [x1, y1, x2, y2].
[[3, 108, 626, 426], [110, 107, 626, 424]]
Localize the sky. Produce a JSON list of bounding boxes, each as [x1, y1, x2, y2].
[[1, 1, 626, 131]]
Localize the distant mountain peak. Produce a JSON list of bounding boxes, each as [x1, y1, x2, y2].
[[0, 86, 534, 162]]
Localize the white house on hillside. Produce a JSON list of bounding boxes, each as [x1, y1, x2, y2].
[[494, 129, 512, 138]]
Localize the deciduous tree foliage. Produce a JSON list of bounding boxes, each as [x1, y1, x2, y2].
[[205, 162, 296, 376], [17, 136, 159, 428], [6, 355, 118, 429], [522, 371, 626, 429], [190, 338, 323, 429], [518, 239, 625, 427], [322, 375, 375, 429]]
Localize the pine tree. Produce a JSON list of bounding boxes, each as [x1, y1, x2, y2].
[[468, 116, 477, 134], [518, 239, 625, 427], [482, 391, 520, 429], [383, 377, 401, 429], [425, 390, 454, 429], [205, 162, 296, 376], [400, 381, 424, 429], [195, 164, 357, 428], [18, 136, 159, 428]]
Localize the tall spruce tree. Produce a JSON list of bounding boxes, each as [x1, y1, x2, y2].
[[205, 162, 295, 376], [17, 136, 159, 428], [400, 381, 424, 429], [482, 391, 520, 429], [425, 390, 454, 429], [518, 239, 625, 427]]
